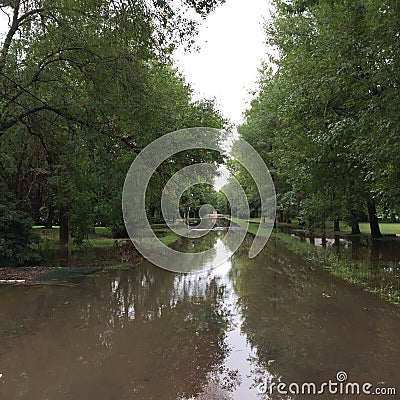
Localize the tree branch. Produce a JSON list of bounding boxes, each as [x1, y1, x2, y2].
[[0, 105, 48, 134], [0, 4, 44, 72]]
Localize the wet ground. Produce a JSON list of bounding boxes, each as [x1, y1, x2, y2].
[[0, 231, 399, 399]]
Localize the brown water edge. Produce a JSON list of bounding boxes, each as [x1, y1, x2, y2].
[[0, 232, 399, 399]]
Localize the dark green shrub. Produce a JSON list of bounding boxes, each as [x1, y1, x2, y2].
[[0, 186, 40, 267]]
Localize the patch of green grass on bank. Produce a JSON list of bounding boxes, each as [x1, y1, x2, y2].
[[86, 228, 181, 248], [94, 227, 113, 236], [272, 232, 400, 306], [158, 231, 180, 246], [33, 225, 182, 251], [276, 221, 400, 235], [153, 227, 189, 246]]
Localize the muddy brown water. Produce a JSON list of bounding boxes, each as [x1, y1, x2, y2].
[[0, 232, 399, 399], [277, 225, 400, 270]]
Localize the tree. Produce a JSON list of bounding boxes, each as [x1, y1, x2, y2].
[[0, 183, 40, 266], [239, 0, 400, 237], [0, 0, 227, 258]]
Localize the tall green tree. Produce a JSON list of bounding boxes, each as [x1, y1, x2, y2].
[[239, 0, 399, 237], [0, 0, 227, 259]]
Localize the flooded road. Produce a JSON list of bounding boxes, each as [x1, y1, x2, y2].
[[277, 225, 400, 270], [0, 232, 399, 399]]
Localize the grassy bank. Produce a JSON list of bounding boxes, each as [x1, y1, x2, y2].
[[249, 219, 400, 236], [33, 226, 181, 249], [33, 226, 117, 249]]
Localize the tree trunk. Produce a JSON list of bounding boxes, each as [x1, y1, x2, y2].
[[371, 240, 382, 264], [44, 205, 55, 229], [367, 200, 382, 239], [350, 236, 360, 260], [334, 235, 340, 253], [59, 206, 69, 246], [224, 197, 229, 215], [351, 220, 361, 235], [333, 218, 340, 232], [349, 209, 361, 234]]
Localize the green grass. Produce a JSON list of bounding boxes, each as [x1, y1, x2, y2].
[[32, 226, 114, 250], [34, 226, 181, 249], [29, 225, 183, 278], [229, 217, 273, 237], [322, 221, 400, 235], [152, 226, 191, 246], [94, 226, 113, 236], [374, 222, 400, 234], [158, 232, 180, 246], [251, 219, 400, 235]]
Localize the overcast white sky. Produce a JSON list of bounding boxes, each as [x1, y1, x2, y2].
[[174, 0, 273, 125], [173, 0, 273, 188]]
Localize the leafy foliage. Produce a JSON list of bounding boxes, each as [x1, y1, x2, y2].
[[238, 0, 400, 234], [0, 0, 227, 258], [0, 185, 40, 266]]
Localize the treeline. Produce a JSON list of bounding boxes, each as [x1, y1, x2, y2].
[[0, 0, 226, 266], [238, 0, 399, 237]]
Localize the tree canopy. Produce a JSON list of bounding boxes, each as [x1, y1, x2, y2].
[[0, 0, 227, 263], [238, 0, 399, 237]]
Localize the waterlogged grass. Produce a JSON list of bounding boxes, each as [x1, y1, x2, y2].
[[273, 232, 400, 306], [158, 232, 180, 246], [229, 217, 273, 237]]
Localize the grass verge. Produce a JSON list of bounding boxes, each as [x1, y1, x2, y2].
[[33, 226, 181, 249]]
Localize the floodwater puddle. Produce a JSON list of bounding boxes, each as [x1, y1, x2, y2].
[[0, 231, 399, 399]]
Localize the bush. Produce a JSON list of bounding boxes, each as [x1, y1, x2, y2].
[[0, 186, 40, 267]]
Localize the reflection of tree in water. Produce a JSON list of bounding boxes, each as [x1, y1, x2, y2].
[[77, 262, 235, 400], [230, 238, 400, 399], [170, 230, 223, 253], [0, 256, 237, 400]]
